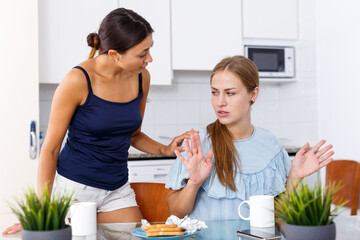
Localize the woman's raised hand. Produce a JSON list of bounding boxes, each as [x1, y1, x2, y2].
[[165, 129, 199, 156], [291, 139, 334, 180], [175, 133, 213, 187]]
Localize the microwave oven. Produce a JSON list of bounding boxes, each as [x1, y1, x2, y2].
[[244, 45, 295, 78]]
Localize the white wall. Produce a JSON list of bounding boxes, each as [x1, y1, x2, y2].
[[316, 0, 360, 161], [316, 0, 360, 211]]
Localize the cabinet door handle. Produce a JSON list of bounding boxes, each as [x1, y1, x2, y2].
[[156, 168, 165, 171], [154, 174, 167, 179], [29, 121, 37, 159]]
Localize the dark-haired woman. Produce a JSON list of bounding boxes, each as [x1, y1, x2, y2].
[[3, 8, 193, 234], [165, 55, 334, 220]]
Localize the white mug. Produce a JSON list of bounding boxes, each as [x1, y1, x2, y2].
[[238, 195, 274, 228], [70, 202, 97, 236]]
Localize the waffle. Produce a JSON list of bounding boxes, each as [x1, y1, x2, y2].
[[142, 224, 184, 237]]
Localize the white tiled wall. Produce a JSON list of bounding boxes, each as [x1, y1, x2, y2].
[[40, 78, 317, 154], [39, 71, 284, 146]]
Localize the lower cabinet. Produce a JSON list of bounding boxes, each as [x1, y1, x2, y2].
[[128, 159, 175, 183]]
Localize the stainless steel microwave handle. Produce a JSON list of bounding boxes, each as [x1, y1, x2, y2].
[[29, 121, 37, 159]]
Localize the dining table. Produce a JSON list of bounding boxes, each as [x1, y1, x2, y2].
[[1, 215, 359, 240]]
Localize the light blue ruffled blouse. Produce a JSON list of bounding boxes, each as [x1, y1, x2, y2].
[[165, 126, 292, 220]]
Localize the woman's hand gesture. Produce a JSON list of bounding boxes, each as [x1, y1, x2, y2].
[[164, 129, 199, 156], [291, 139, 334, 180], [175, 133, 213, 187]]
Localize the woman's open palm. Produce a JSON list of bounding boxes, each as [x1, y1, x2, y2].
[[292, 139, 334, 179], [174, 133, 213, 187]]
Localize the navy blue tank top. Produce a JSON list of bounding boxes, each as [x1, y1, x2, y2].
[[57, 66, 143, 190]]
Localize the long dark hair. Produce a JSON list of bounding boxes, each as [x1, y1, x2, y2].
[[207, 56, 259, 191], [87, 8, 154, 58]]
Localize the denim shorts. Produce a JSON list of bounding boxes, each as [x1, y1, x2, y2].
[[52, 173, 138, 212]]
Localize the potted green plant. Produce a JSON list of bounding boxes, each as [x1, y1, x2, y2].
[[274, 178, 348, 240], [9, 186, 73, 240]]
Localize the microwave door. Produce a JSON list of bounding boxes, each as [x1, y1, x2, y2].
[[248, 48, 286, 78]]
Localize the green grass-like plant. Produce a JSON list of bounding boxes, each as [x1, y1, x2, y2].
[[274, 178, 348, 226], [9, 187, 73, 231]]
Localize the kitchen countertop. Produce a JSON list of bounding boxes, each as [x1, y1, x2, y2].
[[128, 153, 176, 160], [128, 146, 300, 160], [283, 146, 301, 156]]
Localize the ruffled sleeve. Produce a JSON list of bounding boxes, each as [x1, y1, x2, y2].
[[165, 155, 190, 190], [201, 147, 292, 200]]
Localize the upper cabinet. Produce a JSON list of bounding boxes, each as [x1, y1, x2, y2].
[[171, 0, 243, 71], [119, 0, 172, 85], [39, 0, 171, 85], [39, 0, 299, 83], [242, 0, 298, 40], [39, 0, 118, 83]]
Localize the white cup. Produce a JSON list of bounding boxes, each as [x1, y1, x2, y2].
[[70, 202, 97, 236], [238, 195, 274, 228]]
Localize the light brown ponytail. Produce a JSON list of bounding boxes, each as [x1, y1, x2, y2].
[[207, 120, 240, 191]]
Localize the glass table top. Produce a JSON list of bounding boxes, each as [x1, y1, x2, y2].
[[1, 215, 359, 240]]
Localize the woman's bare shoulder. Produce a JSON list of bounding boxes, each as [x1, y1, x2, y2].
[[55, 67, 89, 104], [63, 66, 89, 85]]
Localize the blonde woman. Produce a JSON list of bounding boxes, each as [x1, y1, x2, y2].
[[166, 56, 334, 220]]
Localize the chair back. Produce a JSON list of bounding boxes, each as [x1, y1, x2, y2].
[[325, 160, 360, 215], [130, 182, 169, 222]]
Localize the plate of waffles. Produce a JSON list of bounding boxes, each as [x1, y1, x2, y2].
[[131, 223, 200, 239]]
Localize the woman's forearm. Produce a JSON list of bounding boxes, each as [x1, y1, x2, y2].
[[130, 132, 168, 156], [167, 180, 202, 218], [285, 168, 302, 192], [37, 147, 60, 197]]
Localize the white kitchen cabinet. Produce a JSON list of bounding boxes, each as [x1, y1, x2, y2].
[[0, 0, 39, 221], [242, 0, 298, 40], [171, 0, 243, 71], [118, 0, 172, 85], [40, 0, 171, 85], [39, 0, 118, 83], [128, 159, 175, 183]]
